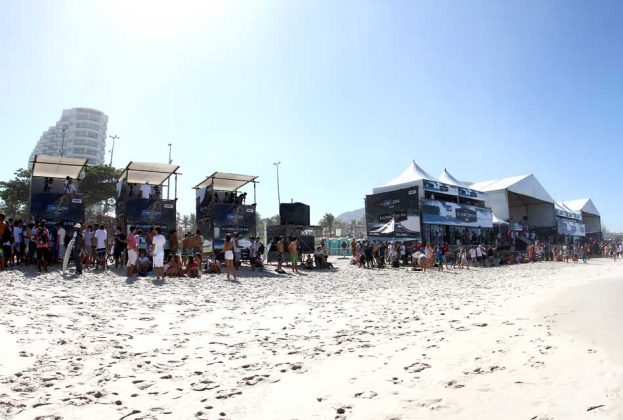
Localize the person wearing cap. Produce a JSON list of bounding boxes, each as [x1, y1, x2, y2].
[[72, 223, 84, 275]]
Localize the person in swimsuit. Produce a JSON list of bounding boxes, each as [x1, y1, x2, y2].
[[288, 237, 300, 273], [223, 233, 236, 280]]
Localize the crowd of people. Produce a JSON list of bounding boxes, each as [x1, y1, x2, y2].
[[2, 212, 622, 278]]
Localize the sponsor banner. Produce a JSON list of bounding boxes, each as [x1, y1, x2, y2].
[[422, 180, 458, 196], [365, 187, 420, 237], [421, 199, 493, 228], [457, 187, 485, 201], [212, 203, 257, 243], [30, 192, 84, 226], [125, 198, 176, 230], [557, 218, 586, 236], [555, 208, 582, 221]]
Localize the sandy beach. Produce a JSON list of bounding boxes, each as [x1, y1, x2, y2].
[[1, 259, 622, 420]]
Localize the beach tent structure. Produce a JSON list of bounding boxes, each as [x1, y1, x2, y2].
[[31, 154, 89, 180], [438, 169, 472, 188], [560, 199, 601, 235], [118, 161, 180, 186], [470, 174, 556, 229], [372, 161, 436, 194], [193, 172, 258, 202]]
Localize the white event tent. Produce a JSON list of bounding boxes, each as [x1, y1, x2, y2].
[[470, 174, 556, 229], [373, 161, 436, 194], [437, 169, 472, 188], [560, 199, 601, 235]]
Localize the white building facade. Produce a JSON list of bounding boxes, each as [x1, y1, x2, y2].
[[29, 108, 108, 166]]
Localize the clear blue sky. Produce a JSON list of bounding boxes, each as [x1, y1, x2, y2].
[[1, 0, 622, 229]]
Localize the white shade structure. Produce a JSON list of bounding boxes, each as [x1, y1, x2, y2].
[[118, 162, 180, 186], [373, 161, 436, 194], [438, 169, 472, 188], [193, 172, 258, 192], [31, 155, 89, 179], [470, 174, 556, 228]]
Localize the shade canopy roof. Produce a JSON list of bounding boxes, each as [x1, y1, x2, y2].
[[438, 169, 472, 187], [561, 198, 600, 216], [31, 154, 89, 179], [373, 161, 436, 193], [193, 172, 258, 191], [470, 174, 554, 204], [118, 162, 180, 185]]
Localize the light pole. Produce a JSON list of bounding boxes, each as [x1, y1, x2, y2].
[[168, 143, 172, 164], [60, 127, 66, 157], [273, 161, 281, 208], [108, 135, 119, 166]]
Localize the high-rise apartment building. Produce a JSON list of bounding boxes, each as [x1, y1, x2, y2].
[[29, 108, 109, 166]]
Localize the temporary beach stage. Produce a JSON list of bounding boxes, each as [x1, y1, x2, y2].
[[193, 172, 258, 252], [115, 161, 180, 236], [29, 154, 89, 228], [367, 162, 493, 244]]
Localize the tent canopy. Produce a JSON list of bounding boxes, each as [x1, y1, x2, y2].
[[31, 154, 89, 179], [193, 172, 258, 191], [492, 213, 509, 225], [561, 198, 600, 217], [118, 162, 180, 185], [438, 169, 472, 187], [373, 160, 436, 194], [470, 174, 554, 204]]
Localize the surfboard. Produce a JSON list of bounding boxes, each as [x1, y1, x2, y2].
[[62, 238, 75, 274]]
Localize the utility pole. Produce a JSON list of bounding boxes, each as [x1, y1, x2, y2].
[[168, 143, 172, 164], [273, 161, 281, 209], [108, 135, 119, 166], [60, 127, 66, 157]]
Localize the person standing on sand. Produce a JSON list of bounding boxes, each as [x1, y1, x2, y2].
[[275, 236, 285, 273], [126, 226, 139, 277], [72, 223, 83, 275], [233, 233, 242, 269], [223, 233, 237, 280], [289, 237, 300, 273], [152, 226, 166, 280]]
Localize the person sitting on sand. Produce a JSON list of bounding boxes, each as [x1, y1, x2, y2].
[[206, 253, 221, 274], [165, 255, 184, 277], [185, 255, 198, 277], [136, 250, 151, 276], [304, 254, 314, 269]]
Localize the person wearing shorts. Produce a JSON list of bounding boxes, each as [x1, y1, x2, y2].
[[34, 223, 50, 272], [223, 233, 236, 280], [94, 224, 108, 270], [126, 226, 139, 277], [151, 226, 166, 280], [288, 237, 300, 273], [275, 237, 285, 273]]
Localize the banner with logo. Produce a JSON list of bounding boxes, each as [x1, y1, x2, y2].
[[212, 203, 257, 245], [556, 218, 586, 236], [555, 208, 582, 221], [422, 180, 459, 196], [30, 192, 84, 227], [125, 198, 176, 233], [365, 187, 420, 238], [457, 186, 485, 201], [421, 199, 493, 228]]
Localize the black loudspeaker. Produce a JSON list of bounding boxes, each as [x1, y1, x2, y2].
[[280, 202, 310, 226]]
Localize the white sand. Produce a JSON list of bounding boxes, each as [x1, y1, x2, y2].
[[0, 259, 621, 419]]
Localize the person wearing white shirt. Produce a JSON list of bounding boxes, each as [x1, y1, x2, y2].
[[140, 182, 152, 199], [13, 222, 23, 264], [57, 223, 66, 262], [94, 225, 108, 270], [152, 226, 166, 280], [469, 247, 477, 267]]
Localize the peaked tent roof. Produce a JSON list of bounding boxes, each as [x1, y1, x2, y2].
[[193, 172, 258, 191], [31, 155, 89, 179], [373, 161, 436, 194], [438, 169, 472, 187], [561, 199, 600, 216], [118, 162, 180, 185], [470, 174, 554, 204]]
